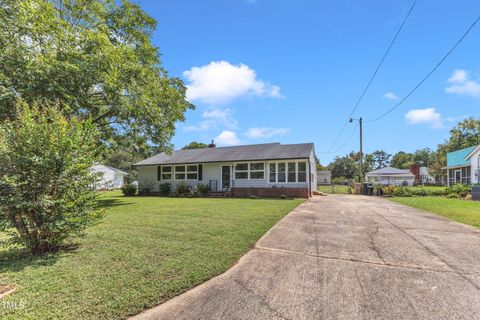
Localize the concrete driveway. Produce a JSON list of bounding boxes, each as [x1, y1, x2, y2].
[[132, 195, 480, 320]]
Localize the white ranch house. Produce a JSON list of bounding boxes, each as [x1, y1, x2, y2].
[[134, 143, 317, 198], [365, 166, 415, 186]]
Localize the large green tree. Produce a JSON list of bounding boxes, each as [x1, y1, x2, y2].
[[0, 0, 193, 149], [182, 141, 209, 150], [0, 104, 104, 254], [371, 150, 392, 169], [440, 118, 480, 153], [328, 155, 358, 179], [391, 151, 414, 169]]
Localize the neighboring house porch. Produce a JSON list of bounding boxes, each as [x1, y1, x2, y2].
[[444, 145, 479, 186]]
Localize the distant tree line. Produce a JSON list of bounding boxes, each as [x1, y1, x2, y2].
[[322, 118, 480, 181]]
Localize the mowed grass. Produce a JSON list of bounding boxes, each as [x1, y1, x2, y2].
[[391, 197, 480, 228], [318, 185, 350, 194], [0, 192, 303, 319]]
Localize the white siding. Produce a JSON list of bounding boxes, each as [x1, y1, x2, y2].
[[91, 165, 126, 189], [137, 157, 314, 192], [471, 148, 480, 184]]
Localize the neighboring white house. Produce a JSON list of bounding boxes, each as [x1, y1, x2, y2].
[[133, 142, 317, 198], [91, 165, 128, 189], [317, 170, 331, 185], [365, 167, 415, 186], [445, 145, 480, 186], [419, 166, 436, 184]]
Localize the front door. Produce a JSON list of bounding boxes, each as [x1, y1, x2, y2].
[[221, 165, 231, 190], [455, 170, 462, 184]]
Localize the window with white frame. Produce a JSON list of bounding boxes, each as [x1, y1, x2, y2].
[[269, 161, 307, 183], [277, 163, 286, 182], [269, 163, 276, 182], [187, 165, 198, 180], [249, 162, 265, 179], [172, 165, 198, 180], [235, 163, 248, 179], [174, 165, 186, 180], [298, 162, 307, 182], [161, 166, 172, 180], [287, 162, 296, 182]]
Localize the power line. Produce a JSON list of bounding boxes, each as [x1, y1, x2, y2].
[[333, 123, 358, 154], [367, 14, 480, 123], [324, 0, 419, 154]]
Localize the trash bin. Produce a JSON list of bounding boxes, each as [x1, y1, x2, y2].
[[362, 183, 373, 196], [473, 186, 480, 201], [367, 184, 374, 196]]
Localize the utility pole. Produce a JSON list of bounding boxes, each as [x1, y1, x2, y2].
[[359, 117, 363, 180], [350, 117, 364, 181]]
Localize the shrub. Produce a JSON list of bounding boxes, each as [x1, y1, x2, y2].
[[140, 180, 155, 193], [0, 104, 104, 254], [446, 193, 459, 199], [280, 194, 288, 199], [121, 183, 137, 196], [175, 181, 192, 196], [196, 183, 210, 197], [446, 184, 471, 198], [394, 186, 413, 197], [401, 180, 409, 187], [383, 185, 397, 196], [159, 183, 171, 196]]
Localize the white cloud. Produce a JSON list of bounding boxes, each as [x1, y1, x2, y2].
[[245, 127, 290, 138], [404, 108, 443, 129], [215, 130, 240, 146], [183, 61, 283, 104], [383, 92, 399, 100], [445, 69, 480, 98], [183, 107, 238, 132]]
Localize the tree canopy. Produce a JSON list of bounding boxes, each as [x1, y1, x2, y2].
[[0, 0, 193, 149], [182, 141, 209, 150], [439, 118, 480, 153]]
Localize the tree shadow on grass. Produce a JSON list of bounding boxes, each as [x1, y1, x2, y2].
[[0, 243, 79, 274], [96, 198, 135, 209]]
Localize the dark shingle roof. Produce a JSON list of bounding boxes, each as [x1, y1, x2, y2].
[[134, 143, 314, 166]]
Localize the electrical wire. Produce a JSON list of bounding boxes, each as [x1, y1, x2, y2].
[[324, 0, 419, 154], [366, 14, 480, 123]]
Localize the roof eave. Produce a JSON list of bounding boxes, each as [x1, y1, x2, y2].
[[133, 156, 312, 167]]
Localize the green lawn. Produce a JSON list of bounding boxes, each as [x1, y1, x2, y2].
[[318, 185, 350, 194], [0, 192, 303, 319], [391, 197, 480, 228]]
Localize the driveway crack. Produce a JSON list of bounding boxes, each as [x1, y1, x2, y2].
[[368, 224, 385, 264], [233, 279, 291, 320]]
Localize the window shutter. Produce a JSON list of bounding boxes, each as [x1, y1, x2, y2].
[[157, 166, 161, 181], [198, 164, 203, 181]]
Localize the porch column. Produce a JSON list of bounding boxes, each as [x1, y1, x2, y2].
[[447, 168, 450, 186]]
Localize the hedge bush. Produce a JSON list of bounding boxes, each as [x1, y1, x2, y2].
[[121, 184, 137, 196]]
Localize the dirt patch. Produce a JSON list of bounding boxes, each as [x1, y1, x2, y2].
[[0, 284, 16, 298]]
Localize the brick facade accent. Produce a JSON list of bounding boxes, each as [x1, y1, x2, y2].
[[231, 187, 310, 198]]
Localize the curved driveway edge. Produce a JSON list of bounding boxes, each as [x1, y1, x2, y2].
[[131, 195, 480, 320]]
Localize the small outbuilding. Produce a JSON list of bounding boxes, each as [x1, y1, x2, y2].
[[365, 167, 415, 186], [317, 170, 331, 185], [91, 164, 128, 190]]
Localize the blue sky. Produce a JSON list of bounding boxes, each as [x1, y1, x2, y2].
[[140, 0, 480, 164]]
